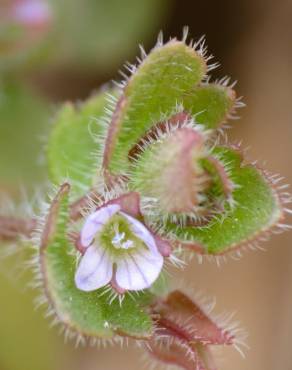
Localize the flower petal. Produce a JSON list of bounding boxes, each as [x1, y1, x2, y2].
[[116, 248, 163, 291], [75, 245, 113, 291], [120, 211, 158, 254], [81, 204, 120, 247]]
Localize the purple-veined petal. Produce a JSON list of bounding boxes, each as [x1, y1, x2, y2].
[[75, 245, 113, 292], [110, 269, 127, 295], [81, 204, 120, 248], [115, 248, 163, 291], [120, 211, 159, 254]]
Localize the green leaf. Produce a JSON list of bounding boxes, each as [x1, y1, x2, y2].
[[165, 147, 283, 255], [40, 184, 154, 339], [47, 91, 110, 199], [104, 40, 207, 173], [183, 83, 236, 130]]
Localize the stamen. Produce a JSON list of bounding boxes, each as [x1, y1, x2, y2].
[[112, 231, 125, 245], [121, 240, 134, 249], [111, 222, 134, 249]]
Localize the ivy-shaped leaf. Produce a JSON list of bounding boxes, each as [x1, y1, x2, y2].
[[183, 83, 236, 130], [103, 40, 207, 173], [166, 146, 283, 255], [47, 91, 110, 198], [39, 183, 154, 339]]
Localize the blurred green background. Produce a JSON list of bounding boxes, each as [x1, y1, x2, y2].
[[1, 1, 292, 370]]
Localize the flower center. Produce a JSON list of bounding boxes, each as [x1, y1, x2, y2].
[[98, 214, 141, 255], [111, 223, 134, 250]]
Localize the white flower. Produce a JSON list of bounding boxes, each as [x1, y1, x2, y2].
[[75, 204, 164, 292]]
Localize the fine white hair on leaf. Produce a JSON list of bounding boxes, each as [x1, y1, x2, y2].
[[102, 31, 222, 173], [27, 184, 138, 349], [162, 141, 291, 263], [158, 280, 249, 359], [0, 183, 51, 284]]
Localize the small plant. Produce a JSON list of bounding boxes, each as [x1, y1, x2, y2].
[[1, 29, 290, 369]]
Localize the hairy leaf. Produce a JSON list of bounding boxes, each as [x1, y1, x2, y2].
[[153, 290, 233, 345], [146, 290, 230, 370], [183, 83, 236, 129], [103, 40, 207, 173], [166, 146, 283, 255], [47, 91, 110, 198], [39, 184, 154, 339]]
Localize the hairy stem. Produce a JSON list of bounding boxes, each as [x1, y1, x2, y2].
[[0, 190, 98, 243], [0, 215, 36, 241]]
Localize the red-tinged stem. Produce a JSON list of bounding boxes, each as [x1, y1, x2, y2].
[[0, 185, 88, 243], [69, 189, 101, 221], [153, 290, 234, 346], [0, 215, 36, 241], [206, 155, 234, 197], [102, 96, 127, 170]]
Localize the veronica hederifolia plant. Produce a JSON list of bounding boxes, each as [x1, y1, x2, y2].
[[0, 29, 291, 369]]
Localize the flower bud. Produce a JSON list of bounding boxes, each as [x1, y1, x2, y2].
[[131, 127, 209, 215]]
